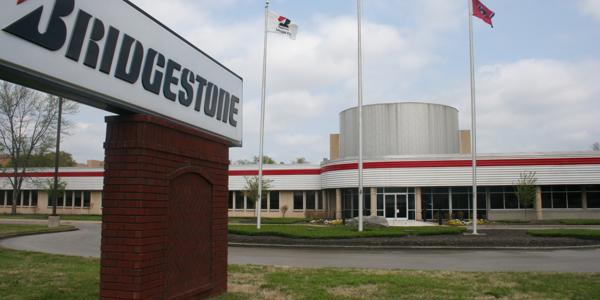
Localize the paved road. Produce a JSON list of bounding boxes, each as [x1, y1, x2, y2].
[[2, 222, 600, 272], [0, 221, 100, 258], [230, 247, 600, 272]]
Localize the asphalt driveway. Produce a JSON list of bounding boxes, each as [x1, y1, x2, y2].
[[2, 221, 600, 272]]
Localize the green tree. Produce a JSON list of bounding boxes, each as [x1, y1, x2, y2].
[[43, 178, 67, 206], [593, 142, 600, 151], [0, 81, 78, 214], [8, 151, 77, 168], [514, 171, 537, 218], [243, 176, 273, 216], [253, 155, 276, 164], [292, 157, 308, 164]]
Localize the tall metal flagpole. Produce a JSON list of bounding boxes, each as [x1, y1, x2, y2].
[[257, 0, 270, 230], [357, 0, 364, 232], [467, 0, 479, 235]]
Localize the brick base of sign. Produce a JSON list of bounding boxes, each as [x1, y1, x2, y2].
[[100, 115, 229, 300]]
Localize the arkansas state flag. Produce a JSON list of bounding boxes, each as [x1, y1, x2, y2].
[[472, 0, 495, 27]]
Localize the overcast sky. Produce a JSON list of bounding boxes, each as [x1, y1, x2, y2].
[[63, 0, 600, 164]]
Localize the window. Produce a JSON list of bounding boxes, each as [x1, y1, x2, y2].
[[541, 186, 582, 209], [377, 194, 384, 216], [246, 194, 255, 210], [7, 191, 13, 206], [293, 191, 304, 210], [0, 190, 4, 206], [66, 191, 73, 207], [259, 192, 267, 210], [228, 191, 234, 209], [306, 191, 316, 210], [74, 191, 82, 207], [235, 191, 244, 210], [83, 191, 91, 208], [588, 185, 600, 208], [31, 191, 38, 207], [22, 191, 30, 207], [422, 187, 487, 220], [269, 191, 279, 210]]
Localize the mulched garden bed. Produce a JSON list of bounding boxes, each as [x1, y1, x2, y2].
[[229, 229, 600, 248]]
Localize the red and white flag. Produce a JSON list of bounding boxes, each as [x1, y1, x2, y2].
[[267, 11, 298, 40], [472, 0, 495, 27]]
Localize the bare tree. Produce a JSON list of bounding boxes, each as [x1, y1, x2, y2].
[[243, 176, 273, 216], [0, 81, 77, 214], [514, 171, 537, 219], [593, 142, 600, 151]]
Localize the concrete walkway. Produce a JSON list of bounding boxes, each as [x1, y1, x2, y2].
[[2, 221, 600, 272]]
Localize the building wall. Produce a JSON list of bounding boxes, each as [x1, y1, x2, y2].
[[459, 130, 471, 155], [330, 134, 340, 160], [339, 102, 460, 159], [0, 191, 102, 215]]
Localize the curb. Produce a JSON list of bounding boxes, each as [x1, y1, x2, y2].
[[228, 242, 600, 251], [0, 226, 79, 241]]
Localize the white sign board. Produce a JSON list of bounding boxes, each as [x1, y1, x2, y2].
[[0, 0, 243, 146]]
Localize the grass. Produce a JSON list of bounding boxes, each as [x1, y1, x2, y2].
[[0, 214, 102, 221], [228, 224, 465, 239], [528, 229, 600, 240], [0, 248, 98, 300], [559, 219, 600, 225], [0, 248, 599, 300], [220, 265, 600, 300], [0, 224, 76, 239], [229, 217, 309, 225]]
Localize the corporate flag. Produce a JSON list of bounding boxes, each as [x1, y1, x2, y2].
[[472, 0, 495, 27], [267, 11, 298, 40]]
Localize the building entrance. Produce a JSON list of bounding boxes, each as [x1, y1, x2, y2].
[[384, 194, 408, 220]]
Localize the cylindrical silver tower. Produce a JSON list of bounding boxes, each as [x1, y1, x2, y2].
[[339, 102, 460, 159]]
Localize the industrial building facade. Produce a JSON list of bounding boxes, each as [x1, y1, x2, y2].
[[2, 103, 600, 221]]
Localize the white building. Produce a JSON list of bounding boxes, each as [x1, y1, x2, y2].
[[2, 102, 600, 221]]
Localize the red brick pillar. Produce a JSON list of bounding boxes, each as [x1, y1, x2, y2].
[[101, 115, 229, 300]]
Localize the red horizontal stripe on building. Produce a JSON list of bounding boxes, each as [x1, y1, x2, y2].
[[320, 157, 600, 173], [0, 172, 104, 178], [228, 169, 321, 176]]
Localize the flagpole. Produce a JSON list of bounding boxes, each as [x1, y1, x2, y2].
[[467, 0, 479, 235], [357, 0, 364, 232], [257, 0, 270, 230]]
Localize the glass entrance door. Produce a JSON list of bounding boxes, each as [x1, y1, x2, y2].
[[384, 194, 408, 220], [396, 194, 407, 220], [385, 194, 395, 218]]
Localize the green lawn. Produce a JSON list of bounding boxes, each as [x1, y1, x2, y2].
[[228, 224, 465, 239], [0, 214, 102, 221], [228, 217, 309, 225], [0, 224, 76, 239], [528, 229, 600, 240], [559, 219, 600, 225], [0, 248, 98, 300], [1, 248, 599, 300]]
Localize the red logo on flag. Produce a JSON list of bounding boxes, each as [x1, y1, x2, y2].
[[472, 0, 495, 27], [277, 16, 291, 28], [17, 0, 27, 4]]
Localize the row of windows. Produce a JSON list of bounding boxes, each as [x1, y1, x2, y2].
[[228, 191, 280, 211], [47, 191, 92, 208], [542, 186, 582, 209], [422, 187, 487, 220], [293, 191, 325, 211], [342, 188, 371, 218], [0, 190, 38, 207]]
